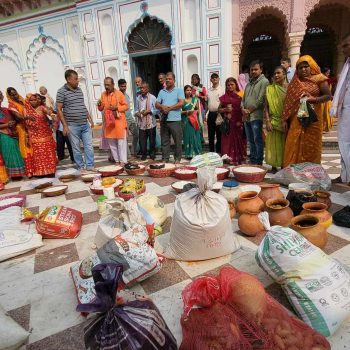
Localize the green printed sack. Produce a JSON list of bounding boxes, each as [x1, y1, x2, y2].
[[255, 212, 350, 336]]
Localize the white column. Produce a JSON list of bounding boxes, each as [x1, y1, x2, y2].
[[232, 41, 241, 78], [288, 32, 305, 68], [21, 71, 36, 93]]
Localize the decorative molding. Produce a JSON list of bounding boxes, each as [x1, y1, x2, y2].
[[124, 11, 173, 53], [26, 27, 67, 69], [0, 43, 22, 70]]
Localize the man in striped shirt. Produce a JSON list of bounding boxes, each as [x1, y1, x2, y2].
[[56, 69, 95, 173]]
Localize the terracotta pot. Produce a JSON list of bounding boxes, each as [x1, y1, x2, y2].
[[238, 211, 265, 236], [313, 190, 332, 209], [301, 202, 332, 229], [259, 184, 284, 204], [266, 198, 294, 226], [236, 191, 264, 214], [290, 214, 328, 249], [228, 202, 236, 219]]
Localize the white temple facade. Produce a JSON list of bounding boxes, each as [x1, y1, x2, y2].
[[0, 0, 231, 121]]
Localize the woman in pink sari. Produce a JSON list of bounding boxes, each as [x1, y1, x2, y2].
[[218, 78, 246, 165]]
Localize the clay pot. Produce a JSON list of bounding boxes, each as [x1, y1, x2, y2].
[[238, 211, 265, 236], [228, 202, 236, 219], [236, 191, 264, 214], [290, 214, 328, 249], [266, 198, 294, 226], [258, 184, 284, 204], [301, 202, 332, 229], [313, 190, 332, 209]]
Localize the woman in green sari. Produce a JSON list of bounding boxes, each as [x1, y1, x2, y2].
[[181, 85, 202, 158], [264, 66, 288, 172]]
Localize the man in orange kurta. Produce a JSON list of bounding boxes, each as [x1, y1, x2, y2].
[[98, 77, 129, 164]]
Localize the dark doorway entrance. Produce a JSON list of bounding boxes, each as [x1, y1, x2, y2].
[[243, 35, 281, 80], [132, 51, 172, 96], [301, 27, 335, 71]]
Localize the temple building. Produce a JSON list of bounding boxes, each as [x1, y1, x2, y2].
[[0, 0, 348, 121]]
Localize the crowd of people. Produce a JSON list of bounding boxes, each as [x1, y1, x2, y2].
[[0, 33, 349, 187]]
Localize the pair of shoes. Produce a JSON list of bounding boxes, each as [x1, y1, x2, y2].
[[80, 169, 88, 174], [86, 168, 98, 173]]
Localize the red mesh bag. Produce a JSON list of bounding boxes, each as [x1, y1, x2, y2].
[[219, 267, 331, 350], [181, 274, 271, 350]]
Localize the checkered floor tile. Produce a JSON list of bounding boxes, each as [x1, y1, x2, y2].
[[1, 148, 350, 349]]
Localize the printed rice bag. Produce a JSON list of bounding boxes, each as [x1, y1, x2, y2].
[[36, 205, 83, 239], [273, 162, 331, 190], [256, 212, 350, 336], [71, 224, 163, 306]]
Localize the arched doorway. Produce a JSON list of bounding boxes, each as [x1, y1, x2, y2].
[[302, 2, 350, 73], [126, 15, 172, 96], [241, 11, 288, 80]]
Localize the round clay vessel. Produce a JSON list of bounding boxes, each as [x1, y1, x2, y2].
[[290, 214, 328, 249], [313, 190, 332, 209], [258, 184, 284, 204], [301, 202, 332, 229], [266, 198, 294, 226], [236, 191, 264, 214], [238, 211, 265, 236]]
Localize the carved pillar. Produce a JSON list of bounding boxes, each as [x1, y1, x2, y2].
[[232, 41, 242, 78], [288, 32, 305, 68], [21, 71, 36, 93]]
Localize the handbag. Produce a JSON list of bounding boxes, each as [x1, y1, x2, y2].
[[333, 205, 350, 228], [297, 98, 318, 127], [105, 109, 115, 128], [220, 117, 230, 136], [215, 113, 224, 126], [188, 111, 200, 131]]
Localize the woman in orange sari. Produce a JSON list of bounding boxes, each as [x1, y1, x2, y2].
[[24, 94, 57, 176], [7, 87, 34, 177], [282, 56, 332, 167]]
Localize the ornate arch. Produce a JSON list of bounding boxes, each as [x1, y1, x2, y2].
[[240, 4, 290, 38], [26, 28, 67, 69], [0, 44, 22, 70], [124, 13, 172, 53], [305, 0, 350, 19]]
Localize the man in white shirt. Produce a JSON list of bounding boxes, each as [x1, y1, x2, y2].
[[206, 73, 224, 153], [135, 82, 158, 160], [332, 33, 350, 185], [281, 58, 296, 83]]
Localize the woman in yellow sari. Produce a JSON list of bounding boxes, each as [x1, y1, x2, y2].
[[7, 87, 34, 177], [282, 56, 332, 167], [264, 66, 288, 172], [320, 67, 333, 132]]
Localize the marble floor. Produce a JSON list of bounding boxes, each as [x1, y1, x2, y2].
[[1, 149, 350, 350]]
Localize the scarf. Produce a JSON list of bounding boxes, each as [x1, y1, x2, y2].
[[6, 92, 25, 116], [237, 73, 247, 91], [266, 83, 287, 131], [331, 58, 350, 116]]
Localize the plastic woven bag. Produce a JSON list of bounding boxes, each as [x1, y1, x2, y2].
[[333, 205, 350, 228], [256, 212, 350, 337], [77, 263, 177, 350], [273, 162, 331, 190]]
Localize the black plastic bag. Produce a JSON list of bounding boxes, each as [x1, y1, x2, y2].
[[286, 190, 317, 216], [333, 206, 350, 228], [77, 263, 177, 350]]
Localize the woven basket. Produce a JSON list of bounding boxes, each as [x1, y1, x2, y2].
[[147, 164, 176, 178], [232, 165, 267, 183], [0, 194, 26, 210], [81, 174, 97, 183], [174, 166, 197, 180], [117, 186, 146, 201], [98, 166, 124, 177], [216, 167, 230, 181], [42, 185, 68, 197], [125, 165, 146, 176], [89, 180, 123, 195], [59, 175, 78, 182]]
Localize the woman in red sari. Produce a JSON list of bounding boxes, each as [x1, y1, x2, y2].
[[24, 94, 57, 176], [218, 78, 246, 164]]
